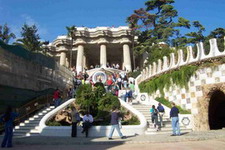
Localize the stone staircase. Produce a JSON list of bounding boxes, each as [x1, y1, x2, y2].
[[13, 106, 55, 137], [131, 104, 192, 135]]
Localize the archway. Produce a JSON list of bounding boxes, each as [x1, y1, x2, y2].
[[208, 90, 225, 130]]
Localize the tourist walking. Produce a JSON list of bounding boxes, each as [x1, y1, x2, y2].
[[108, 107, 126, 140], [170, 102, 180, 136], [82, 112, 93, 137], [71, 107, 81, 137], [151, 105, 159, 130], [0, 106, 19, 148], [157, 103, 165, 128]]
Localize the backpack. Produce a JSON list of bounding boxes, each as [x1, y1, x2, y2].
[[153, 109, 158, 116]]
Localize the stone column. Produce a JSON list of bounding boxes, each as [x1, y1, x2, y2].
[[123, 44, 132, 72], [100, 44, 107, 68], [83, 54, 87, 69], [76, 45, 84, 73], [60, 51, 66, 66]]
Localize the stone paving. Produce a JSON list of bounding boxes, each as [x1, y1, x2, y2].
[[1, 130, 225, 149], [1, 130, 225, 143]]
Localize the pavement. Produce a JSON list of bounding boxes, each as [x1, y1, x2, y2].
[[1, 130, 225, 150]]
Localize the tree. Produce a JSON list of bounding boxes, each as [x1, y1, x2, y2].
[[66, 26, 76, 68], [185, 21, 205, 44], [205, 28, 225, 51], [14, 24, 42, 52], [0, 24, 16, 44], [127, 0, 204, 67]]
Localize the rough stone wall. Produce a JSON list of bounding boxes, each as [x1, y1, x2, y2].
[[0, 47, 73, 91], [148, 63, 225, 131]]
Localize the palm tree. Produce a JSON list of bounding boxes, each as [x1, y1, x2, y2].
[[66, 26, 77, 68], [0, 24, 16, 44]]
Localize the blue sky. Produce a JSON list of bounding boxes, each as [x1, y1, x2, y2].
[[0, 0, 224, 42]]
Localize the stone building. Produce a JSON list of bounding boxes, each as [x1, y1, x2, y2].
[[48, 26, 137, 73]]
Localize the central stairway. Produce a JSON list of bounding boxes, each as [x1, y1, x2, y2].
[[131, 104, 192, 135], [14, 106, 55, 137]]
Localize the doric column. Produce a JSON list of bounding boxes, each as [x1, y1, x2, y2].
[[100, 44, 107, 68], [60, 51, 66, 66], [123, 44, 132, 72], [76, 45, 84, 73]]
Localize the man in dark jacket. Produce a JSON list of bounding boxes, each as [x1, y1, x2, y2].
[[170, 102, 180, 136], [108, 107, 126, 140]]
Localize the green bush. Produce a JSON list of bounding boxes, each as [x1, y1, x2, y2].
[[127, 70, 141, 78], [155, 97, 191, 114], [46, 120, 62, 126], [121, 116, 140, 125]]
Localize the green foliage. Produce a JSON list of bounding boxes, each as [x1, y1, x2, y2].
[[14, 24, 42, 52], [146, 45, 174, 65], [76, 84, 97, 111], [75, 84, 140, 126], [98, 93, 121, 111], [127, 70, 141, 78], [0, 23, 16, 44], [46, 120, 62, 126], [121, 116, 140, 125], [155, 97, 191, 114], [139, 65, 198, 95]]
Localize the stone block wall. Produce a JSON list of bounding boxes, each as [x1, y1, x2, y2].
[[0, 47, 73, 91]]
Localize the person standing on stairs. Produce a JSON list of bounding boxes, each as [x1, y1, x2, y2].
[[170, 102, 180, 136], [0, 106, 19, 148], [151, 105, 159, 131], [157, 103, 165, 128]]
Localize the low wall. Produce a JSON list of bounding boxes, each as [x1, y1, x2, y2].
[[39, 98, 147, 137]]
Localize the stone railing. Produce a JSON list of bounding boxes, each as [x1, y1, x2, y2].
[[138, 38, 225, 84], [39, 98, 147, 137]]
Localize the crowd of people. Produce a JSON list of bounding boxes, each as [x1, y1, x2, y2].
[[68, 66, 136, 103]]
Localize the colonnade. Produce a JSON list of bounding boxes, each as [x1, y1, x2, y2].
[[59, 43, 132, 73]]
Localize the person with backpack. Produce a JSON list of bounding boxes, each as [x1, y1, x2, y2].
[[71, 107, 81, 137], [0, 106, 18, 148], [151, 105, 159, 130], [157, 103, 165, 128]]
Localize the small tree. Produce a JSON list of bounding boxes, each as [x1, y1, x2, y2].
[[0, 23, 16, 44]]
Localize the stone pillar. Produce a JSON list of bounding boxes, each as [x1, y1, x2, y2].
[[66, 58, 69, 68], [100, 44, 107, 68], [60, 51, 66, 66], [83, 54, 87, 69], [123, 44, 132, 72], [76, 45, 84, 73]]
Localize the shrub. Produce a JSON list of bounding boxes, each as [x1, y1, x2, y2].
[[155, 97, 191, 114]]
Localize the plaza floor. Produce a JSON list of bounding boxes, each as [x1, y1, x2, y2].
[[1, 130, 225, 150]]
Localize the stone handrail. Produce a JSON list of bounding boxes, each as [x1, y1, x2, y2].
[[139, 38, 225, 83], [39, 98, 147, 137]]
